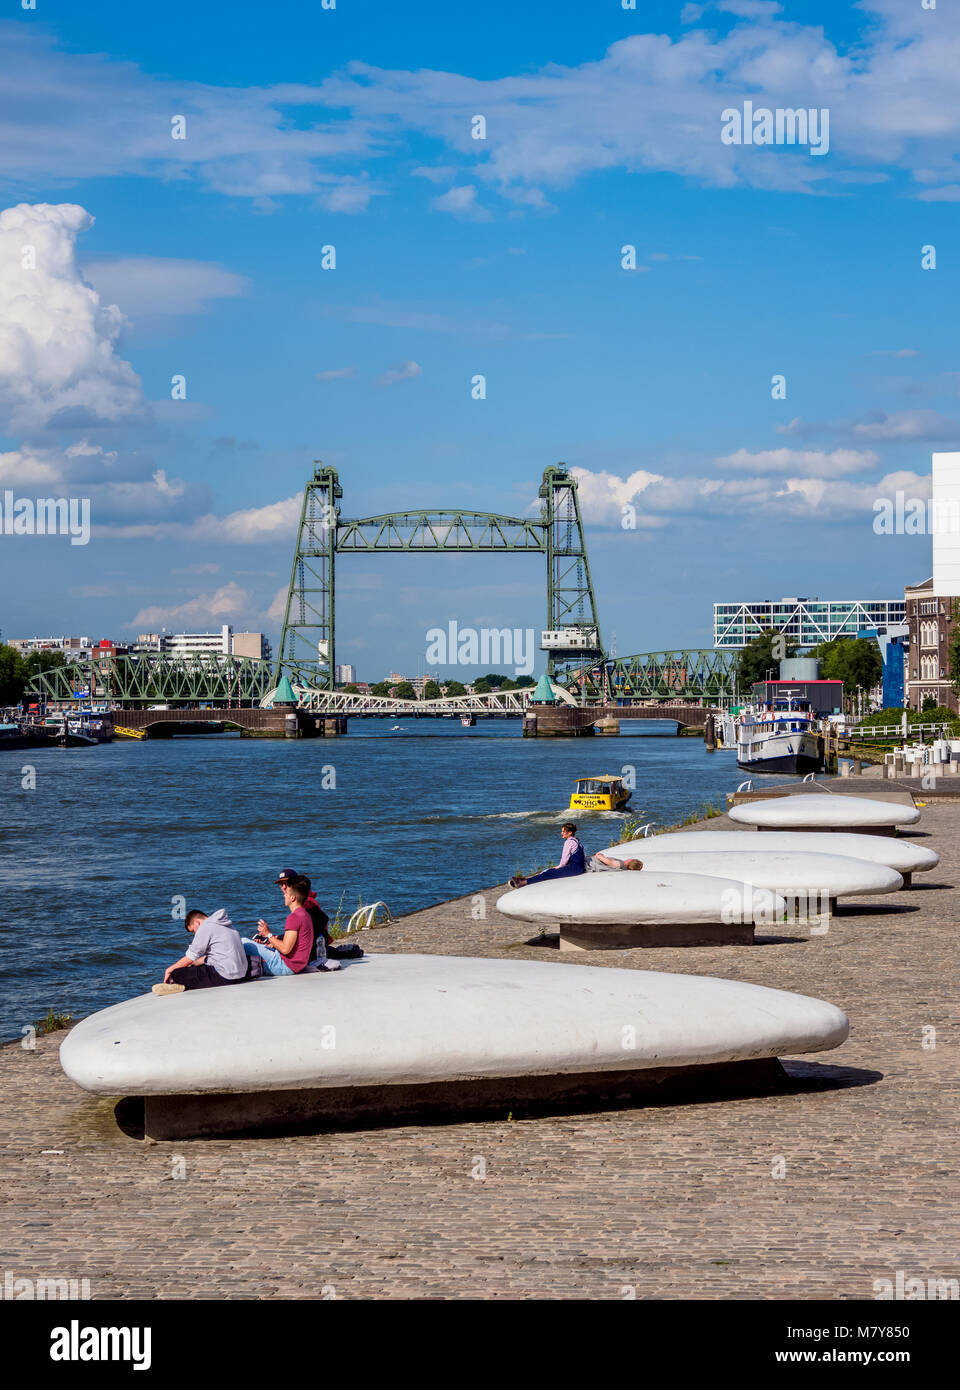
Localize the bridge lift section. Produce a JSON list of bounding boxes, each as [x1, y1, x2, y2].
[[275, 461, 604, 691]]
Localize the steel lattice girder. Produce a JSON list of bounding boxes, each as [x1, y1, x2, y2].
[[334, 511, 547, 551], [565, 650, 739, 699], [34, 655, 274, 705]]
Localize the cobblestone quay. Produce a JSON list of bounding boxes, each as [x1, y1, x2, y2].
[[2, 795, 957, 1300]]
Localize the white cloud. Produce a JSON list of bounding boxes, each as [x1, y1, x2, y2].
[[569, 463, 934, 527], [375, 360, 422, 387], [315, 366, 358, 381], [851, 410, 960, 442], [430, 185, 491, 220], [872, 348, 919, 359], [0, 202, 144, 431], [776, 410, 960, 443], [131, 581, 254, 629], [81, 257, 249, 317], [99, 494, 303, 542], [9, 8, 960, 208], [716, 447, 879, 476]]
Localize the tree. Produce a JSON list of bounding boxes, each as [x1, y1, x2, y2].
[[813, 637, 882, 696], [393, 681, 416, 701], [422, 680, 442, 701], [472, 677, 493, 694], [735, 630, 796, 693], [23, 650, 66, 678], [513, 675, 535, 688], [922, 694, 938, 713], [443, 679, 466, 696], [370, 681, 391, 696], [0, 645, 27, 705], [948, 598, 960, 695], [342, 684, 359, 694]]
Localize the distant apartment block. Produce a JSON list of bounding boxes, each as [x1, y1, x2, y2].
[[232, 631, 272, 661], [713, 598, 907, 649], [8, 635, 94, 658], [149, 626, 271, 660], [334, 663, 357, 684]]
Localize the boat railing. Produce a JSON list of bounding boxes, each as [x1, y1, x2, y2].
[[735, 779, 753, 793]]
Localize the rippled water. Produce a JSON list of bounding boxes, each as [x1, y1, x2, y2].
[[0, 720, 801, 1036]]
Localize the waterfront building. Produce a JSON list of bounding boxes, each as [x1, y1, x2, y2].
[[713, 598, 906, 649], [164, 625, 234, 657], [903, 452, 960, 714], [8, 635, 94, 658]]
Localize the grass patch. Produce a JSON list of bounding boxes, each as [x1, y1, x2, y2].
[[34, 1008, 74, 1035]]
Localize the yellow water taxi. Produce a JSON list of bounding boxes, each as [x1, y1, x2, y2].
[[569, 775, 632, 811]]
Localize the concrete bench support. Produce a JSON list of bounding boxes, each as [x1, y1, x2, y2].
[[141, 1056, 786, 1140], [558, 921, 755, 951]]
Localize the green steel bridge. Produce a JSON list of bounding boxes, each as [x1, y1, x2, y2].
[[33, 462, 739, 707], [34, 646, 737, 708]]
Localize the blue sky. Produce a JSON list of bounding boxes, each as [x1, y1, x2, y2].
[[1, 0, 958, 676]]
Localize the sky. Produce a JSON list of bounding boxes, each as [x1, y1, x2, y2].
[[1, 0, 958, 679]]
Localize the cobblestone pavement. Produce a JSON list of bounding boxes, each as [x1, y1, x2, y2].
[[1, 801, 956, 1300]]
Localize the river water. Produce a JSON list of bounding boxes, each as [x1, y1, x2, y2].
[[0, 721, 803, 1037]]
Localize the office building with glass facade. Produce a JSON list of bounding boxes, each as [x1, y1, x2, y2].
[[713, 598, 906, 649]]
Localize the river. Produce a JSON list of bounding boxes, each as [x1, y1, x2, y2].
[[0, 720, 802, 1037]]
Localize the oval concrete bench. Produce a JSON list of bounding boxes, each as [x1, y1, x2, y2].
[[496, 871, 785, 949], [605, 829, 938, 877], [599, 850, 902, 904], [729, 793, 920, 831], [59, 953, 848, 1138]]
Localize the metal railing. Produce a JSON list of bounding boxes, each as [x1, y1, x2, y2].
[[844, 722, 953, 740]]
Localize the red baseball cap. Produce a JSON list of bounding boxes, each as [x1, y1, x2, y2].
[[274, 868, 300, 884]]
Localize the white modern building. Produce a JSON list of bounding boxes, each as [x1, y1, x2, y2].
[[334, 663, 357, 684], [714, 598, 906, 649]]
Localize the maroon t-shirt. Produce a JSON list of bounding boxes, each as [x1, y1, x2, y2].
[[282, 906, 314, 974]]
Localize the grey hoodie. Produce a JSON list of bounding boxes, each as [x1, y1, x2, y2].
[[186, 907, 247, 980]]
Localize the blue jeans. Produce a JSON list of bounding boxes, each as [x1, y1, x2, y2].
[[243, 939, 293, 976], [524, 863, 584, 886]]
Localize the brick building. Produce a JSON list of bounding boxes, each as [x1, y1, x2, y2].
[[904, 578, 958, 713]]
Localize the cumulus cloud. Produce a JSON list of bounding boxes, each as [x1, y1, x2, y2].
[[716, 447, 879, 476], [430, 185, 491, 220], [7, 7, 960, 209], [569, 464, 933, 527], [375, 359, 422, 387], [81, 256, 249, 317], [0, 202, 144, 432], [98, 494, 303, 542], [130, 581, 254, 629]]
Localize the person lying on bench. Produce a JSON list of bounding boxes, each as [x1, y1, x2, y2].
[[587, 852, 643, 872]]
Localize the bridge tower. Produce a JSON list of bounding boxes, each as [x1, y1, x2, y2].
[[275, 463, 341, 689], [273, 460, 604, 693], [539, 464, 604, 681]]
